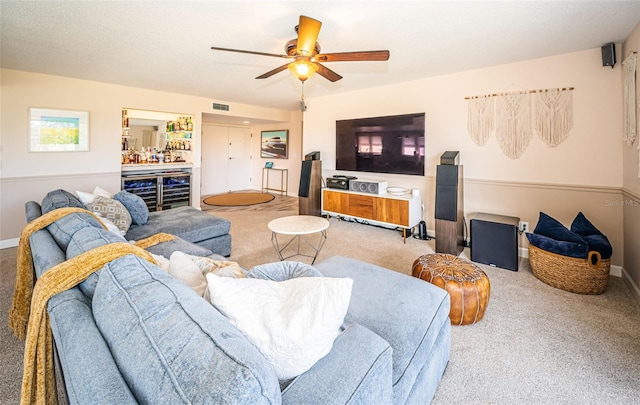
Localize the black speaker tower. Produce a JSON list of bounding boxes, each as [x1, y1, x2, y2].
[[434, 152, 464, 255], [298, 160, 322, 216]]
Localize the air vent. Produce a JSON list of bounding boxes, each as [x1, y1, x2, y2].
[[212, 103, 230, 111]]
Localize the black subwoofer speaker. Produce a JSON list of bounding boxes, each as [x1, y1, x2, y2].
[[470, 213, 520, 271], [435, 165, 459, 221]]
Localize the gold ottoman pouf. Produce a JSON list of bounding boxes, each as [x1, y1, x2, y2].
[[412, 253, 491, 326]]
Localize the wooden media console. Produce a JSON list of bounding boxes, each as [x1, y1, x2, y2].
[[321, 188, 422, 242]]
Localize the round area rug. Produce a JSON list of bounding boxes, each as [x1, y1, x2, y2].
[[203, 192, 275, 207]]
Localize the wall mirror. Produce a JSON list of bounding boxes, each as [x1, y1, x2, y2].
[[127, 117, 166, 151], [122, 108, 194, 163]]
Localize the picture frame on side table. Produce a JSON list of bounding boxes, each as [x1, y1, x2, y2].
[[261, 129, 288, 159], [29, 107, 89, 152]]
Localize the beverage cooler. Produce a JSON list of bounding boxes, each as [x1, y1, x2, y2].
[[121, 169, 191, 212]]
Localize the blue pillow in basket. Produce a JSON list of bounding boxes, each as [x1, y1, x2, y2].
[[570, 212, 612, 259], [527, 212, 589, 259]]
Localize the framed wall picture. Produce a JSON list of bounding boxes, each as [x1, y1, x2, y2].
[[261, 129, 288, 159], [29, 107, 89, 152]]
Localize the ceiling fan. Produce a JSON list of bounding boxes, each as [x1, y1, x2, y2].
[[211, 15, 390, 83]]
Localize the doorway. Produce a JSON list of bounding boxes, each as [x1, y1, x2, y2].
[[201, 124, 252, 195]]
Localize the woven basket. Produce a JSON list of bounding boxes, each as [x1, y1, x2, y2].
[[528, 244, 611, 295]]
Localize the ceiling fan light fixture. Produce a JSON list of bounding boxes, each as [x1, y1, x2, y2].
[[288, 58, 318, 82]]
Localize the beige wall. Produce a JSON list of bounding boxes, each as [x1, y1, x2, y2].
[[0, 69, 294, 244], [304, 48, 625, 269], [251, 114, 304, 196], [622, 21, 640, 304]]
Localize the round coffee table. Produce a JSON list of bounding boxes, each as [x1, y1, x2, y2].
[[268, 215, 329, 264]]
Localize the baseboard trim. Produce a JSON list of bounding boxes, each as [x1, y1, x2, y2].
[[622, 267, 640, 307], [0, 238, 19, 249]]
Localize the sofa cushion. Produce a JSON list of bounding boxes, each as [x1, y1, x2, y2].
[[313, 255, 451, 405], [281, 324, 393, 405], [48, 288, 137, 404], [113, 190, 149, 225], [86, 195, 132, 233], [66, 226, 127, 298], [206, 273, 353, 380], [124, 206, 230, 244], [570, 212, 612, 259], [46, 212, 106, 252], [526, 232, 590, 259], [92, 255, 280, 404], [143, 236, 213, 259], [41, 189, 85, 214]]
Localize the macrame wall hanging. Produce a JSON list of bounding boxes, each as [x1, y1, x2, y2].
[[495, 92, 532, 159], [466, 87, 574, 159], [467, 95, 494, 146], [622, 52, 637, 147], [533, 89, 573, 147]]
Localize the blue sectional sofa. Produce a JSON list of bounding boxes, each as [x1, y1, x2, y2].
[[21, 189, 451, 404]]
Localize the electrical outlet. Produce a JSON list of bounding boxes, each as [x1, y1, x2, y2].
[[519, 221, 529, 233]]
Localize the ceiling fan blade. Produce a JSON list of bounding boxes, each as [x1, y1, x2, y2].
[[255, 63, 291, 79], [315, 50, 390, 62], [315, 63, 342, 82], [296, 16, 322, 56], [211, 46, 289, 59]]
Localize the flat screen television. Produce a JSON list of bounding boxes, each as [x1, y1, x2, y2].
[[336, 112, 425, 176]]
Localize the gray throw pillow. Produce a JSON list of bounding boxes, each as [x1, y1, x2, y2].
[[114, 190, 149, 225]]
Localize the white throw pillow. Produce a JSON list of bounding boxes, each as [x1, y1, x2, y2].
[[99, 216, 127, 236], [169, 251, 210, 298], [93, 186, 112, 198], [150, 253, 170, 273], [76, 190, 96, 205], [168, 252, 245, 300], [206, 275, 353, 380]]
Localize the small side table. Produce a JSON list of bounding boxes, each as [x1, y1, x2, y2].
[[268, 215, 329, 264], [262, 167, 288, 196]]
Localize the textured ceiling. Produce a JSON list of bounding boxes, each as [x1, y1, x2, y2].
[[2, 1, 640, 114]]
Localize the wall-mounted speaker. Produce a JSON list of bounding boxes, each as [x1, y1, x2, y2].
[[349, 180, 388, 195], [602, 43, 616, 68]]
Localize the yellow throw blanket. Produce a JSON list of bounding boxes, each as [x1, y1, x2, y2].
[[9, 207, 175, 404], [9, 207, 108, 340]]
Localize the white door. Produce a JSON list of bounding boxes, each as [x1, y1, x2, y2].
[[227, 127, 252, 190], [201, 124, 252, 195]]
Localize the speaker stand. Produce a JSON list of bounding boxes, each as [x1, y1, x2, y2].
[[435, 218, 464, 256]]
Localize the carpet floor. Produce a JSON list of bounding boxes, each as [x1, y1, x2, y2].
[[1, 200, 639, 404]]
